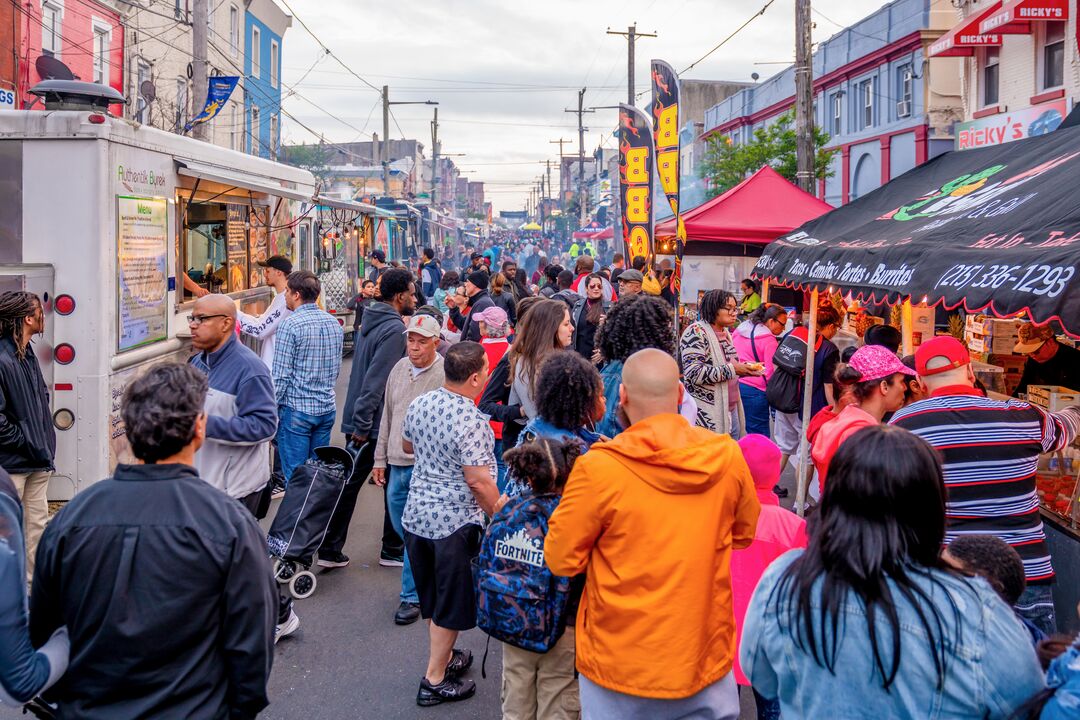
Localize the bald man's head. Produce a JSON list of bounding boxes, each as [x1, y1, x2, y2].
[[195, 293, 237, 319], [190, 294, 236, 352], [619, 348, 682, 426]]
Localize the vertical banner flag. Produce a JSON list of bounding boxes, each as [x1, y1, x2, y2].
[[651, 59, 683, 299], [184, 76, 240, 133], [619, 103, 654, 263]]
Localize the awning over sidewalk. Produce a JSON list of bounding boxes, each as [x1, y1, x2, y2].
[[928, 2, 1004, 57], [981, 0, 1065, 34], [656, 166, 832, 244], [176, 160, 314, 202]]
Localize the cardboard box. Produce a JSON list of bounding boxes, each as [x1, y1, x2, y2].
[[966, 332, 1020, 355], [966, 315, 1021, 337], [1028, 385, 1080, 413]]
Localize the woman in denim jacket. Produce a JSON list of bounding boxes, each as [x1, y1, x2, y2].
[[740, 425, 1045, 719]]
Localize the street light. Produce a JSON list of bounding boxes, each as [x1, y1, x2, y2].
[[382, 85, 438, 197]]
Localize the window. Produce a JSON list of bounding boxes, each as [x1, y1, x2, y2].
[[1042, 21, 1065, 90], [250, 104, 260, 154], [229, 104, 239, 150], [830, 93, 842, 135], [270, 40, 279, 88], [175, 77, 187, 132], [92, 23, 109, 85], [180, 200, 270, 300], [983, 47, 1000, 106], [270, 113, 279, 158], [859, 78, 874, 130], [135, 59, 151, 123], [229, 5, 239, 57], [41, 2, 62, 58], [896, 64, 913, 118], [251, 26, 261, 78]]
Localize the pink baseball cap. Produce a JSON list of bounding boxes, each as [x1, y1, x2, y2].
[[473, 305, 508, 329], [848, 344, 916, 383]]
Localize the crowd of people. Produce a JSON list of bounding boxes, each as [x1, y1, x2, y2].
[[0, 234, 1078, 719]]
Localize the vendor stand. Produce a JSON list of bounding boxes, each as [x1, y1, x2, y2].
[[752, 112, 1080, 631]]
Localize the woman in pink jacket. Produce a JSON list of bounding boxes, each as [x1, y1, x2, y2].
[[732, 303, 788, 436], [731, 434, 806, 720]]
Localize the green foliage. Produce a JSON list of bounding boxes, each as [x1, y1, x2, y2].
[[699, 112, 837, 197], [285, 143, 332, 184]]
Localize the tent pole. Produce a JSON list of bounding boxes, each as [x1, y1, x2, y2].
[[761, 279, 770, 304], [795, 288, 819, 518], [901, 298, 914, 356]]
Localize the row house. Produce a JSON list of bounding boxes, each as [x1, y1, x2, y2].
[[702, 0, 963, 206], [931, 0, 1077, 151]]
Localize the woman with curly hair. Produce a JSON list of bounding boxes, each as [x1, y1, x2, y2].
[[594, 295, 675, 438]]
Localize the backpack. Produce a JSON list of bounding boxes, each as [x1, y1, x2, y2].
[[766, 331, 810, 414], [474, 493, 572, 653]]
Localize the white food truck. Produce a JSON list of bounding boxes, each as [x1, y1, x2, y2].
[[0, 91, 322, 499]]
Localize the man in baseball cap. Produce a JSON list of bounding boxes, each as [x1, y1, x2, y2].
[[1013, 322, 1080, 396], [239, 256, 295, 369], [368, 249, 387, 282], [371, 312, 446, 626]]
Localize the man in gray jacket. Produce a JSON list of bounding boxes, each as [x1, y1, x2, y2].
[[334, 268, 417, 568]]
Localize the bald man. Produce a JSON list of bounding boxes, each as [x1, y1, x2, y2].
[[545, 348, 759, 720]]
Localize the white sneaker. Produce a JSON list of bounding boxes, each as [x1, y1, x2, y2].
[[275, 609, 300, 644]]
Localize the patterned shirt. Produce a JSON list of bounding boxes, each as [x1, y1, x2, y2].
[[272, 302, 343, 416], [402, 387, 496, 539], [891, 386, 1080, 584]]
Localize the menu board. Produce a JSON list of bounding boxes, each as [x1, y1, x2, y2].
[[117, 196, 169, 352], [248, 206, 269, 288], [226, 204, 248, 293]]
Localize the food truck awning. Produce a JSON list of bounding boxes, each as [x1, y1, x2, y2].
[[751, 111, 1080, 332], [177, 160, 313, 203], [313, 194, 379, 214]]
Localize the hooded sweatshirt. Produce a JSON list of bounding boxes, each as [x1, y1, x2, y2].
[[730, 434, 807, 686], [809, 404, 878, 490], [545, 413, 760, 699], [732, 320, 780, 392], [341, 302, 406, 437]]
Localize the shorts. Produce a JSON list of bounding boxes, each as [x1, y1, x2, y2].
[[772, 410, 802, 455], [404, 524, 484, 631]]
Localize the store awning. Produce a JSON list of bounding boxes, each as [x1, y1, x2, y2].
[[751, 109, 1080, 332], [656, 166, 832, 244], [313, 195, 379, 214], [980, 0, 1065, 34], [928, 2, 1004, 57], [176, 160, 313, 202]]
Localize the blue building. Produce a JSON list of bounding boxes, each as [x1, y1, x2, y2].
[[243, 0, 290, 160], [701, 0, 963, 206]]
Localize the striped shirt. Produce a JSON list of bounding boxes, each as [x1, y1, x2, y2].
[[272, 302, 343, 416], [891, 385, 1080, 584]]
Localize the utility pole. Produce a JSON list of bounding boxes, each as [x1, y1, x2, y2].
[[382, 85, 390, 197], [430, 107, 439, 207], [191, 0, 209, 141], [607, 24, 657, 106], [565, 89, 594, 228], [794, 0, 815, 193], [545, 159, 553, 231]]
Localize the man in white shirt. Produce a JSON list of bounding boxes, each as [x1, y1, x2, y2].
[[238, 256, 293, 368]]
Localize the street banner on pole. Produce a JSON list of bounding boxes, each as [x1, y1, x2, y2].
[[184, 76, 239, 133], [651, 59, 683, 298], [619, 103, 654, 262]]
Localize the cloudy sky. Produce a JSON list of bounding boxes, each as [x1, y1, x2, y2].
[[280, 0, 892, 211]]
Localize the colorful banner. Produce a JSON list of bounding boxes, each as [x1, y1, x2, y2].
[[955, 100, 1067, 151], [184, 76, 239, 133], [651, 59, 682, 299], [619, 103, 654, 262]]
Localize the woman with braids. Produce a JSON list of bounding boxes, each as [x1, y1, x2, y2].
[[0, 291, 53, 581], [594, 295, 676, 438], [679, 290, 762, 437], [740, 424, 1044, 718]]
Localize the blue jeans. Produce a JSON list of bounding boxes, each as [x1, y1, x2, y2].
[[386, 465, 418, 603], [277, 406, 335, 485], [494, 439, 508, 494], [1016, 584, 1057, 637], [741, 384, 771, 437]]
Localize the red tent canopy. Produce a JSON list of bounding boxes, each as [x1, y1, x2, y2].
[[656, 165, 832, 244]]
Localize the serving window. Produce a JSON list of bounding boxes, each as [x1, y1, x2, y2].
[[178, 197, 270, 301]]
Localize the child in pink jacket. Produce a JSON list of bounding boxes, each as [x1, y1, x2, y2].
[[731, 434, 807, 717]]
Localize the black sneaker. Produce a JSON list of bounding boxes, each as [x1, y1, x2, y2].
[[773, 484, 789, 498], [394, 601, 421, 626], [271, 477, 286, 500], [379, 551, 404, 568], [416, 676, 476, 707], [445, 648, 473, 678], [317, 551, 350, 569]]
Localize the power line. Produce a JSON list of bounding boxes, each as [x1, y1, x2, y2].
[[273, 0, 381, 94], [681, 0, 776, 75]]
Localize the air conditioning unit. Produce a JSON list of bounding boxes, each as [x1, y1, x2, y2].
[[896, 100, 911, 117]]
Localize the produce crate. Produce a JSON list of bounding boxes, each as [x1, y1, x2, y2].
[[965, 315, 1021, 337], [1028, 385, 1080, 413]]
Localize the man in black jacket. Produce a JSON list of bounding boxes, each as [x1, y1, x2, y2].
[[30, 363, 276, 720], [0, 291, 54, 581], [445, 270, 495, 342], [336, 268, 416, 568]]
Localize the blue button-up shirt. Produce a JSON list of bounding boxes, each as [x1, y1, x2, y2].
[[272, 302, 343, 416]]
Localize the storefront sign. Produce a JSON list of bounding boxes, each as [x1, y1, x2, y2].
[[116, 196, 168, 352], [619, 103, 654, 261], [956, 100, 1068, 150], [0, 88, 16, 110]]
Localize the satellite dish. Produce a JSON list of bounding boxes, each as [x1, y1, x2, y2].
[[140, 80, 156, 102], [36, 55, 74, 81]]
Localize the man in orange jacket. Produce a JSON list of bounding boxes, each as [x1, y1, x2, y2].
[[545, 348, 760, 719]]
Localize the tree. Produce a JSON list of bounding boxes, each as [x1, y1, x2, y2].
[[284, 142, 333, 186], [699, 112, 837, 197]]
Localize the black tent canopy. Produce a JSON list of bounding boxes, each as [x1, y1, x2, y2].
[[753, 118, 1080, 333]]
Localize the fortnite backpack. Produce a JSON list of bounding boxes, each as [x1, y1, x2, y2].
[[474, 493, 572, 653]]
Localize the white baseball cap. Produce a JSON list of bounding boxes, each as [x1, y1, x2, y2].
[[403, 314, 440, 338]]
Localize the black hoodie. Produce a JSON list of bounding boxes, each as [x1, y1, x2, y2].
[[341, 302, 406, 437]]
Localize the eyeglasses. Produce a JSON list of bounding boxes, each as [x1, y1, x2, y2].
[[187, 313, 229, 326], [721, 304, 738, 312]]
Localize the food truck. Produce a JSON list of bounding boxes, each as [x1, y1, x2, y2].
[[0, 95, 317, 499]]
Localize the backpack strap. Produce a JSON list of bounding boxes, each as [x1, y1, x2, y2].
[[749, 324, 762, 363], [481, 634, 492, 679]]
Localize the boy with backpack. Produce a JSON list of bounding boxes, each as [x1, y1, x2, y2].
[[474, 437, 585, 720]]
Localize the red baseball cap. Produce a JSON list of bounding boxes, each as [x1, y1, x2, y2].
[[915, 336, 970, 376]]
